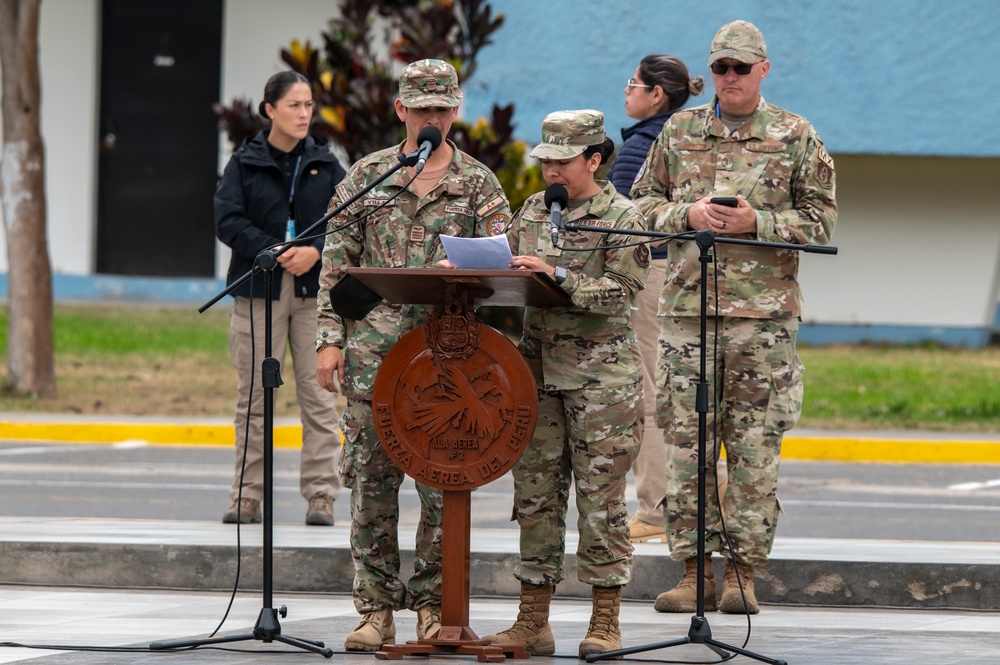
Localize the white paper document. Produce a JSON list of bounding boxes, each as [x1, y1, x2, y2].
[[440, 234, 514, 270]]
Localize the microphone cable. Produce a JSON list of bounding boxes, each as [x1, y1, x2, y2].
[[710, 244, 760, 652]]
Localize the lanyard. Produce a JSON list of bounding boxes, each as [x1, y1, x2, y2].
[[287, 155, 302, 211], [285, 155, 302, 241]]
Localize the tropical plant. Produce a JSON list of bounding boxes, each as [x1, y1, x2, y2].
[[214, 0, 542, 210]]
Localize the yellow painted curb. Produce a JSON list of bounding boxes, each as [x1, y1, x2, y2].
[[0, 422, 305, 448], [783, 436, 1000, 464], [1, 422, 997, 463]]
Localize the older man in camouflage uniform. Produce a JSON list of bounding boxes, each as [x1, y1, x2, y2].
[[631, 21, 836, 615], [483, 110, 649, 658], [315, 59, 512, 651]]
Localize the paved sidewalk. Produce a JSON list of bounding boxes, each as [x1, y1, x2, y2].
[[1, 417, 999, 663], [1, 586, 999, 664]]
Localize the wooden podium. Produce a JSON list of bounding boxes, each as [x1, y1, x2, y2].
[[351, 268, 569, 662]]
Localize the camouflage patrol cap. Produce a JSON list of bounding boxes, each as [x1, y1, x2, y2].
[[398, 59, 463, 108], [708, 20, 767, 65], [529, 109, 606, 160]]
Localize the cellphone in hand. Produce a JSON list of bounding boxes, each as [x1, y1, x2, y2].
[[710, 196, 738, 207]]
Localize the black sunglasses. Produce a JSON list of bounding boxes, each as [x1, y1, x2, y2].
[[710, 60, 762, 76]]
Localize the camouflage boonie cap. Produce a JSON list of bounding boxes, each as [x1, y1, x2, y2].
[[708, 20, 767, 65], [398, 59, 463, 108], [529, 109, 606, 160]]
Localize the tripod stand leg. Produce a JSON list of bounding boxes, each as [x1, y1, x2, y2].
[[150, 607, 334, 657], [254, 606, 333, 656], [584, 637, 692, 661], [274, 634, 335, 658], [706, 638, 786, 665], [150, 632, 256, 651]]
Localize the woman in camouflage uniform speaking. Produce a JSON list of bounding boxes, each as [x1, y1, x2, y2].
[[483, 110, 650, 658]]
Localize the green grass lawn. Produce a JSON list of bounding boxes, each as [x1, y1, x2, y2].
[[798, 343, 1000, 432]]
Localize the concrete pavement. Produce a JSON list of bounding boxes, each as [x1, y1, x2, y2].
[[1, 517, 999, 664], [1, 416, 999, 663]]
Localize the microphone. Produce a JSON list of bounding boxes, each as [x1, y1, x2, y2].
[[413, 126, 443, 174], [544, 184, 568, 246]]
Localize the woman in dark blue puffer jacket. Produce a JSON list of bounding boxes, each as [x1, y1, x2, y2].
[[606, 55, 704, 198], [606, 56, 714, 547]]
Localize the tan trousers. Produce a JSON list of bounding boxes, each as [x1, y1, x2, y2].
[[632, 258, 726, 528], [631, 258, 669, 526], [228, 273, 342, 503]]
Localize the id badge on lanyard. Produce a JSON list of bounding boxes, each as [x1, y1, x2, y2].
[[286, 155, 302, 241]]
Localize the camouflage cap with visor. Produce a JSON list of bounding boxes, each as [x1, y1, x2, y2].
[[529, 109, 606, 160], [398, 59, 463, 108], [708, 20, 767, 65]]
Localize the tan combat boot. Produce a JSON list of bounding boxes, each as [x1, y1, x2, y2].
[[482, 582, 556, 655], [344, 609, 395, 651], [627, 515, 666, 543], [578, 586, 623, 658], [653, 555, 717, 613], [719, 559, 759, 614], [415, 604, 441, 640]]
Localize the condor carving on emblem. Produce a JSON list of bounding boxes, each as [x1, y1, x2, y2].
[[373, 305, 537, 490]]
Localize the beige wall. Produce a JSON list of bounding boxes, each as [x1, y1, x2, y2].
[[799, 156, 1000, 329]]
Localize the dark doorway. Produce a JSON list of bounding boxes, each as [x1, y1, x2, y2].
[[96, 0, 222, 277]]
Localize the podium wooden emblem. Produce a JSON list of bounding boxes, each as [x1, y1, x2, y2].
[[355, 268, 568, 661], [374, 299, 535, 491]]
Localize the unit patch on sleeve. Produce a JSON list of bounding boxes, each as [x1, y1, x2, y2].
[[487, 213, 511, 236]]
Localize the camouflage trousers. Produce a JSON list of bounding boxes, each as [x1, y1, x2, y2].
[[656, 316, 803, 566], [511, 382, 641, 587], [339, 398, 443, 613]]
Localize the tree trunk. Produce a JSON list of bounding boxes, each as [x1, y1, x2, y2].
[[0, 0, 56, 398]]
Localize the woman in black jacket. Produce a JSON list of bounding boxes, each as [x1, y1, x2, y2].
[[215, 71, 347, 526]]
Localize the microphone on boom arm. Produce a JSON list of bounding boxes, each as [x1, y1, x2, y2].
[[411, 126, 443, 174], [544, 184, 568, 246]]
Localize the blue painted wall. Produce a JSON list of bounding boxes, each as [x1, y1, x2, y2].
[[462, 0, 999, 157]]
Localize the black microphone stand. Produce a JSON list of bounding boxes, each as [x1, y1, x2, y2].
[[559, 222, 835, 665], [149, 149, 421, 658]]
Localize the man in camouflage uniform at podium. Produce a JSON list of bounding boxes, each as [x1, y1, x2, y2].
[[315, 59, 511, 651]]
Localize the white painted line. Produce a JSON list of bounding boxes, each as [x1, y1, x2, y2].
[[112, 440, 151, 449], [781, 499, 1000, 512], [948, 478, 1000, 491], [0, 445, 96, 456]]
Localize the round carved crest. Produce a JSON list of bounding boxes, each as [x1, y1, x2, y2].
[[373, 312, 537, 491]]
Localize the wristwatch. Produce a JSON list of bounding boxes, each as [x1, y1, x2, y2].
[[553, 266, 567, 285]]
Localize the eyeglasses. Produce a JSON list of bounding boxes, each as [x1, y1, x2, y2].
[[709, 60, 764, 76], [626, 77, 653, 90]]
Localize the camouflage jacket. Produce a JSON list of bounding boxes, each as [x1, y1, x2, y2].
[[630, 96, 836, 319], [316, 139, 511, 400], [507, 180, 649, 391]]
